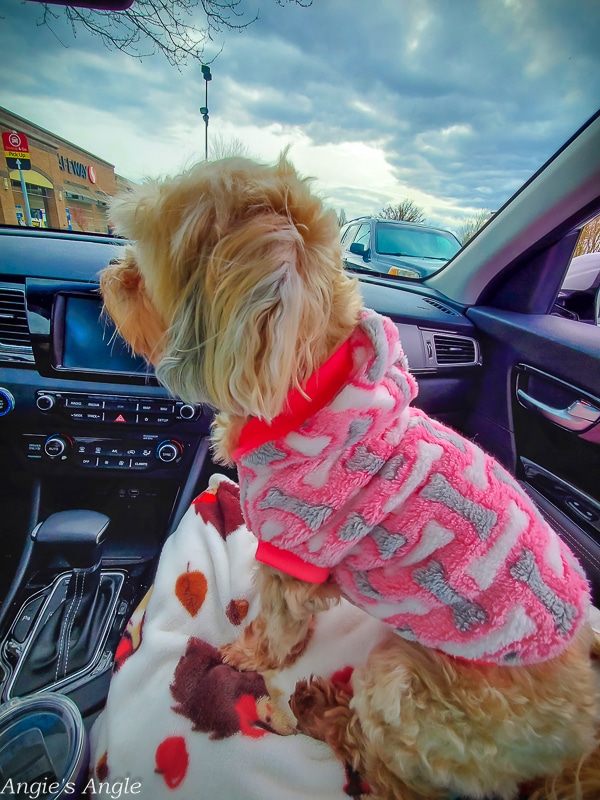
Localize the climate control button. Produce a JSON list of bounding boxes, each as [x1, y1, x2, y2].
[[156, 440, 182, 463], [44, 435, 70, 458]]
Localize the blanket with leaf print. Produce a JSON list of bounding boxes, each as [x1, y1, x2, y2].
[[89, 473, 389, 799]]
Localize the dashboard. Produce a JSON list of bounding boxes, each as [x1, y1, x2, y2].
[[0, 225, 484, 524]]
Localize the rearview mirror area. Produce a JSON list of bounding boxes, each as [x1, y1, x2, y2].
[[26, 0, 134, 10]]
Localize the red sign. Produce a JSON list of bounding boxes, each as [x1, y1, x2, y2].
[[3, 131, 31, 170], [88, 165, 97, 184], [3, 131, 29, 153]]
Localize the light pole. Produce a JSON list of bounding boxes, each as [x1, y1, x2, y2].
[[200, 64, 212, 160]]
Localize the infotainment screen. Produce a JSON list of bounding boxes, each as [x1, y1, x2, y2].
[[62, 295, 150, 376]]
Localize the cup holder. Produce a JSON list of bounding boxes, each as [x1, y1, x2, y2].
[[0, 692, 89, 798]]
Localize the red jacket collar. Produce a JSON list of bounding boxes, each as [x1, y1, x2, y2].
[[233, 336, 354, 461]]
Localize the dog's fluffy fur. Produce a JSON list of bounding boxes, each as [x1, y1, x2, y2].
[[101, 154, 600, 799]]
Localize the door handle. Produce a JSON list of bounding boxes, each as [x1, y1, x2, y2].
[[516, 389, 600, 431]]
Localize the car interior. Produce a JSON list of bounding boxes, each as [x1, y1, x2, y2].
[[0, 108, 599, 787]]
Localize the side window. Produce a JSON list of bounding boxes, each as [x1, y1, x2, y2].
[[354, 223, 371, 251], [554, 213, 600, 324], [341, 224, 358, 248]]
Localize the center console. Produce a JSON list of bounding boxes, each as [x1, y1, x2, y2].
[[0, 273, 220, 714]]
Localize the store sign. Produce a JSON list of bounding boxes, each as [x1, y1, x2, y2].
[[3, 131, 31, 170], [58, 154, 96, 183]]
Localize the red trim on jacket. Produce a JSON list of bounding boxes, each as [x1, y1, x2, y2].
[[233, 337, 354, 461], [255, 540, 331, 584]]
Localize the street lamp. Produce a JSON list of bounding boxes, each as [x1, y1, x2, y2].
[[200, 64, 212, 160]]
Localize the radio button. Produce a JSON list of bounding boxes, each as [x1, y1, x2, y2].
[[179, 404, 196, 420], [36, 394, 55, 411], [65, 398, 85, 408]]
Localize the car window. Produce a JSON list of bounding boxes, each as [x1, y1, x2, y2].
[[554, 212, 600, 324], [376, 224, 461, 261], [354, 223, 371, 251], [341, 224, 359, 247]]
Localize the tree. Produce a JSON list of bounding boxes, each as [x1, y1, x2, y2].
[[37, 0, 312, 69], [68, 205, 91, 232], [378, 200, 427, 225], [574, 213, 600, 256], [457, 209, 493, 245], [208, 133, 251, 160]]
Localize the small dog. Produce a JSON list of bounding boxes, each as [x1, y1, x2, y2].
[[101, 155, 600, 800]]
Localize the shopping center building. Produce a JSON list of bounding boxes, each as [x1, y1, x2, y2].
[[0, 107, 131, 233]]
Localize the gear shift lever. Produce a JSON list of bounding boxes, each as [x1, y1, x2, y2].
[[31, 509, 109, 569], [5, 510, 119, 697]]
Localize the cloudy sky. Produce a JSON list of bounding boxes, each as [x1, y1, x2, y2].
[[1, 0, 599, 233]]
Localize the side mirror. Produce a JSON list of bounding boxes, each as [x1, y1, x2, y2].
[[349, 242, 368, 259]]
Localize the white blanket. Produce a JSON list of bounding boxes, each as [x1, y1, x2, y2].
[[89, 474, 389, 799]]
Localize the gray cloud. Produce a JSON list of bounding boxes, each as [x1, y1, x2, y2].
[[1, 0, 599, 226]]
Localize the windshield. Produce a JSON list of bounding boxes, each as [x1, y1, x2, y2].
[[376, 224, 461, 261], [0, 2, 599, 261]]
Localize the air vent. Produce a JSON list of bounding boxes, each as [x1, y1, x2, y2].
[[433, 333, 479, 366], [423, 297, 458, 316], [0, 285, 34, 363]]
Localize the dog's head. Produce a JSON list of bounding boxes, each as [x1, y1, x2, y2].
[[101, 154, 361, 427]]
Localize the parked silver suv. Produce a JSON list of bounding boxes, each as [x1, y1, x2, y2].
[[340, 216, 461, 279]]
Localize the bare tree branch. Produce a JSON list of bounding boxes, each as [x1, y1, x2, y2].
[[35, 0, 313, 69], [378, 200, 427, 224], [457, 209, 493, 245]]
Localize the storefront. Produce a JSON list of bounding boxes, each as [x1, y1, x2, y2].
[[1, 107, 122, 233]]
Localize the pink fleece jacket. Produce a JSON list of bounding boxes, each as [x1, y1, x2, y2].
[[234, 310, 590, 665]]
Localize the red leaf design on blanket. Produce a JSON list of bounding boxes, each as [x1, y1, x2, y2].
[[226, 598, 249, 626], [155, 736, 189, 789], [193, 481, 244, 539], [175, 567, 208, 616], [113, 633, 134, 673], [234, 695, 269, 738], [95, 751, 109, 781], [331, 666, 354, 697]]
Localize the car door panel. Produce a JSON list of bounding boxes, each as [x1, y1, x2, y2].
[[463, 306, 600, 601]]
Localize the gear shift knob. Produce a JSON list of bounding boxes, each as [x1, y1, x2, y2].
[[31, 509, 109, 569]]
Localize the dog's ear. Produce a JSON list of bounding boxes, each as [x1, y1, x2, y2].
[[100, 252, 167, 364]]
